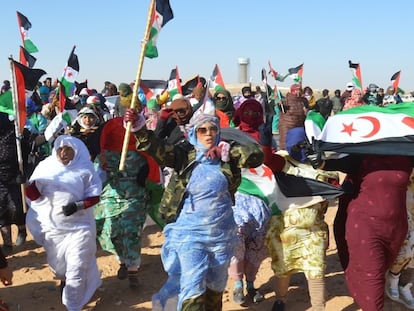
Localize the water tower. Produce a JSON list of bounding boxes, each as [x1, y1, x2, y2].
[[237, 57, 250, 84]]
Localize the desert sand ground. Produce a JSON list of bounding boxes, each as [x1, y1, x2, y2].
[[0, 204, 411, 310]]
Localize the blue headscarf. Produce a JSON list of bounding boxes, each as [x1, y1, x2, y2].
[[187, 113, 220, 163], [286, 127, 307, 163]]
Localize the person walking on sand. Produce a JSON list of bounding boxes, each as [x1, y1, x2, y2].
[[25, 135, 102, 311], [123, 108, 264, 310]]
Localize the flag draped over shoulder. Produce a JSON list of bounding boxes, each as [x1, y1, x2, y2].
[[145, 0, 174, 59], [60, 46, 79, 101], [19, 46, 36, 68], [16, 11, 38, 53], [391, 70, 401, 93], [237, 165, 279, 212], [210, 64, 225, 91], [12, 60, 46, 131], [306, 103, 414, 156], [288, 63, 304, 83], [348, 60, 363, 90]]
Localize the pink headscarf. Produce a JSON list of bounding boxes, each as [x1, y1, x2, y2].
[[343, 88, 364, 110]]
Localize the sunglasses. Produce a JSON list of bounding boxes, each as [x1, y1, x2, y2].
[[215, 96, 227, 101], [196, 125, 218, 135], [173, 108, 187, 115]]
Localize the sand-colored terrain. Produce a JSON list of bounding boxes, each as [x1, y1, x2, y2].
[[0, 204, 410, 310]]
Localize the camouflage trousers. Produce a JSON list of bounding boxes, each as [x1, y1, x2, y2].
[[96, 206, 147, 268]]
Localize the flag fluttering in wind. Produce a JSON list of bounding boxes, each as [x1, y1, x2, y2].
[[145, 0, 174, 58], [273, 85, 282, 104], [11, 60, 46, 131], [167, 67, 182, 100], [391, 71, 401, 94], [16, 11, 38, 53], [182, 75, 201, 96], [139, 81, 155, 101], [140, 79, 168, 99], [348, 60, 363, 90], [210, 64, 225, 91], [305, 103, 414, 157], [19, 46, 36, 68], [60, 46, 79, 111], [261, 68, 268, 86], [268, 61, 287, 82], [288, 63, 304, 83]]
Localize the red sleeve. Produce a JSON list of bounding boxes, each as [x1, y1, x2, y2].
[[262, 145, 286, 173], [83, 196, 100, 209], [25, 182, 41, 201]]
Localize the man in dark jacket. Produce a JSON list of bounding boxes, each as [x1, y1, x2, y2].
[[315, 89, 333, 120]]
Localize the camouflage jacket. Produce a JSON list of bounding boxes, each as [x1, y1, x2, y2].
[[133, 128, 264, 223]]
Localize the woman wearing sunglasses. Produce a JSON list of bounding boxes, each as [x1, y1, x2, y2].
[[124, 108, 264, 311]]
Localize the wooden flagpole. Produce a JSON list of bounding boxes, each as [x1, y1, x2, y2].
[[9, 56, 28, 213], [119, 0, 155, 171]]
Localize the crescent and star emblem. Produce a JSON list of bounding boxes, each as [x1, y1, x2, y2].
[[340, 116, 380, 138]]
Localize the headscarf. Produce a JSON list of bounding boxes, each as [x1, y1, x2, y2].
[[76, 105, 99, 129], [50, 135, 94, 169], [26, 98, 40, 116], [118, 83, 132, 96], [187, 113, 220, 163], [343, 88, 364, 110], [233, 98, 264, 142], [285, 127, 307, 163], [213, 89, 235, 117]]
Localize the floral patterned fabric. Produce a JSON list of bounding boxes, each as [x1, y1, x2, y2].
[[266, 201, 328, 279]]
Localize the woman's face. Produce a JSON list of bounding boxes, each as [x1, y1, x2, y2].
[[196, 122, 218, 149], [57, 146, 75, 165], [81, 114, 97, 128]]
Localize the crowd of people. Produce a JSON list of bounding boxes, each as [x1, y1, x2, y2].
[[0, 75, 413, 311]]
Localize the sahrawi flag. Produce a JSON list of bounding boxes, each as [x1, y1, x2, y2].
[[16, 11, 38, 53], [288, 63, 304, 83], [19, 46, 36, 68], [145, 0, 174, 58], [210, 64, 225, 91], [268, 60, 287, 82], [348, 60, 363, 90], [236, 164, 280, 214], [12, 60, 46, 131], [306, 103, 414, 156], [60, 46, 79, 112], [167, 67, 182, 100], [391, 70, 401, 94], [305, 110, 327, 142]]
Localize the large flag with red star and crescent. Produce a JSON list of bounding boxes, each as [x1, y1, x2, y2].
[[305, 103, 414, 156]]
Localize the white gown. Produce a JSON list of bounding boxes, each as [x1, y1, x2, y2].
[[26, 135, 102, 311]]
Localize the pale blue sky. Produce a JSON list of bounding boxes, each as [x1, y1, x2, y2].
[[1, 0, 414, 92]]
